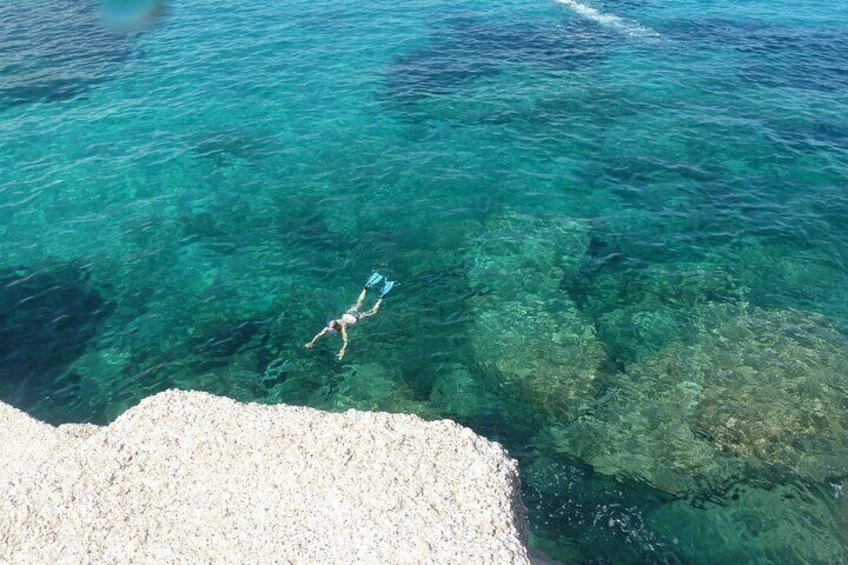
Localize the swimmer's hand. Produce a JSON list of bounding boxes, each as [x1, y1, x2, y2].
[[336, 351, 345, 361], [304, 342, 313, 348]]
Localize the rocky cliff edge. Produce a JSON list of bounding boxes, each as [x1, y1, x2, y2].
[[1, 389, 529, 564]]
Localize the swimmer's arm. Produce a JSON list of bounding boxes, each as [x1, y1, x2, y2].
[[337, 326, 350, 360], [305, 327, 329, 348], [359, 298, 383, 318]]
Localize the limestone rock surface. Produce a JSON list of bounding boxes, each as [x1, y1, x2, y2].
[[1, 389, 529, 564]]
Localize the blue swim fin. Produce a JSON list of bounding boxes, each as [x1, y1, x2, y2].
[[380, 280, 395, 298], [364, 272, 384, 289]]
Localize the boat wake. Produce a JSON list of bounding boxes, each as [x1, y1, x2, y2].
[[555, 0, 660, 39]]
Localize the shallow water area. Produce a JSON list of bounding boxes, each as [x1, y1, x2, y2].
[[2, 0, 848, 561]]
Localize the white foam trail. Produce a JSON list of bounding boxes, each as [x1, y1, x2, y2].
[[555, 0, 660, 39]]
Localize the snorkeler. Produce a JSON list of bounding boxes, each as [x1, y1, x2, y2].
[[304, 272, 395, 360]]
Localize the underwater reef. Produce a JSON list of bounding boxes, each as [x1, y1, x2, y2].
[[543, 303, 848, 494], [464, 213, 609, 425]]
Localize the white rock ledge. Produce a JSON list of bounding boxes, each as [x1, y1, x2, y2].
[[1, 389, 530, 564]]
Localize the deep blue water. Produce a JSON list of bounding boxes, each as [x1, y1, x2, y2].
[[2, 0, 848, 561]]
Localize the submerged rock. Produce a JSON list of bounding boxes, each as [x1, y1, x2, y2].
[[465, 212, 590, 294], [731, 241, 848, 322], [472, 298, 606, 423], [465, 213, 608, 424], [428, 363, 497, 420], [542, 359, 744, 496], [689, 305, 848, 483], [315, 362, 437, 419], [545, 304, 848, 495], [1, 389, 529, 564], [574, 257, 744, 366]]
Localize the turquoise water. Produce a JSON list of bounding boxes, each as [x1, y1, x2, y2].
[[3, 0, 848, 561]]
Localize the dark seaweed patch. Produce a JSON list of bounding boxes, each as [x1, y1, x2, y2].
[[0, 1, 133, 107], [188, 318, 271, 371], [384, 17, 606, 105], [522, 454, 674, 563], [660, 18, 848, 92], [0, 265, 114, 420]]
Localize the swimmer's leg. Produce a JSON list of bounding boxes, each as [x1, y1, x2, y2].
[[347, 287, 368, 312], [360, 280, 393, 318], [359, 297, 383, 318], [348, 273, 383, 312]]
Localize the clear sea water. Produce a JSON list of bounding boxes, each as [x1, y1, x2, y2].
[[3, 0, 848, 561]]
